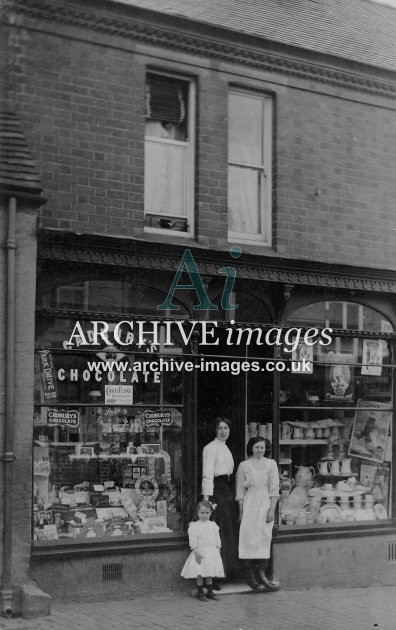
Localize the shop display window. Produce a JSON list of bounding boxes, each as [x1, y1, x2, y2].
[[33, 403, 182, 544], [277, 301, 393, 530], [33, 295, 186, 546]]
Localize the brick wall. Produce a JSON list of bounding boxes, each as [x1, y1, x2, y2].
[[14, 30, 146, 238], [276, 90, 396, 267], [195, 72, 228, 248], [7, 24, 396, 270]]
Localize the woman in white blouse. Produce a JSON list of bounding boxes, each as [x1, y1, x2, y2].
[[236, 436, 280, 592], [202, 417, 240, 583]]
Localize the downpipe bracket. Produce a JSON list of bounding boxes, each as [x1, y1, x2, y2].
[[2, 451, 16, 463]]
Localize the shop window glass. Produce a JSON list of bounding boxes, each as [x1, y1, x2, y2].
[[33, 400, 183, 544], [33, 289, 187, 545], [287, 300, 394, 333], [278, 301, 394, 530]]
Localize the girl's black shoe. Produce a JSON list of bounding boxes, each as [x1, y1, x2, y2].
[[206, 587, 220, 601], [197, 585, 208, 601]]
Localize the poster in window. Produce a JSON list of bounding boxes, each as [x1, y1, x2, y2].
[[361, 339, 383, 376], [381, 320, 393, 334], [105, 384, 133, 405], [349, 401, 391, 463], [359, 460, 390, 515], [291, 341, 313, 373], [38, 349, 58, 402], [325, 363, 354, 403]]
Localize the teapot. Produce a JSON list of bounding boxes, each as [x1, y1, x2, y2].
[[279, 390, 291, 403], [294, 466, 315, 489]]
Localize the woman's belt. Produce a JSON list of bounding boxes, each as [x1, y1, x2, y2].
[[214, 474, 231, 481]]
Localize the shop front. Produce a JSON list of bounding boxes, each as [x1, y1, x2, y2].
[[30, 235, 396, 599]]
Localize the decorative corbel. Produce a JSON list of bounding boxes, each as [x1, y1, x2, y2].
[[283, 283, 295, 301]]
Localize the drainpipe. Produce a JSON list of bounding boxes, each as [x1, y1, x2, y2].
[[1, 196, 17, 617]]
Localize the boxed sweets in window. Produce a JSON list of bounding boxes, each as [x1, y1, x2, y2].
[[90, 491, 110, 508], [156, 500, 167, 517], [103, 487, 123, 506], [145, 516, 169, 531], [154, 456, 165, 477]]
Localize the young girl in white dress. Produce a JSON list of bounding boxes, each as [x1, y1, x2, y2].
[[180, 501, 225, 601]]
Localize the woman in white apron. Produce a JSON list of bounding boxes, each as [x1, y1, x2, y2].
[[236, 436, 280, 592]]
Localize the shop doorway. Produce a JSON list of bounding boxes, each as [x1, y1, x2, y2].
[[196, 330, 274, 492]]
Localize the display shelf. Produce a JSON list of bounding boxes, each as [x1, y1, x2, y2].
[[280, 405, 374, 411], [315, 473, 356, 481], [45, 442, 78, 446], [280, 439, 328, 445]]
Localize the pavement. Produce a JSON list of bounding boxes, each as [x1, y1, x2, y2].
[[0, 584, 395, 630]]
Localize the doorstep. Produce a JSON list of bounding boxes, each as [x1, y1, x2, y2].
[[190, 579, 252, 598], [216, 580, 252, 595]]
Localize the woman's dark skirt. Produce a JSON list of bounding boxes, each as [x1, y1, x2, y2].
[[211, 476, 240, 577]]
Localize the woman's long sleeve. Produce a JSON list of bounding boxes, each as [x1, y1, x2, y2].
[[235, 462, 246, 501], [202, 442, 216, 497], [268, 459, 280, 498]]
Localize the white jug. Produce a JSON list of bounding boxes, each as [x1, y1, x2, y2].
[[341, 458, 352, 475], [318, 460, 329, 475], [330, 460, 341, 475]]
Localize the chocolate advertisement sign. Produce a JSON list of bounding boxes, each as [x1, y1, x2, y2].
[[47, 409, 80, 427], [38, 349, 58, 402], [144, 409, 173, 426], [324, 353, 354, 403]]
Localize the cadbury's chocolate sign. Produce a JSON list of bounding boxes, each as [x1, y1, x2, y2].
[[47, 409, 80, 427], [144, 409, 173, 427]]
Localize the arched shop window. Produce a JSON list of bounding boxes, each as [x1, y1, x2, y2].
[[33, 278, 189, 547], [277, 300, 394, 530], [286, 300, 394, 333]]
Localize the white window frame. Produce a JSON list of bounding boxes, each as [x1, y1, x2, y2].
[[144, 71, 195, 238], [227, 89, 272, 246]]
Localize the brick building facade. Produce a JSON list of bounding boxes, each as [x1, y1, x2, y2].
[[1, 0, 396, 617]]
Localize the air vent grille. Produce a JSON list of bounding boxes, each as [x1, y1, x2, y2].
[[102, 562, 123, 581], [388, 542, 396, 562]]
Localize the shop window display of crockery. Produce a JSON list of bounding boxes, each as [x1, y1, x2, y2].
[[279, 421, 380, 527]]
